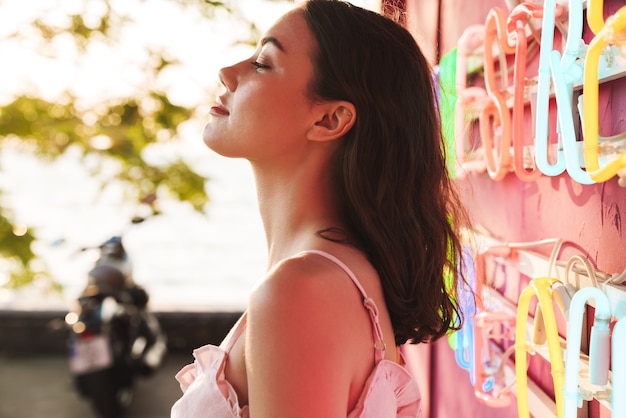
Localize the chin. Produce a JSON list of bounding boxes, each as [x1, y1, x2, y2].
[[202, 123, 225, 152], [202, 122, 252, 159], [202, 135, 243, 159]]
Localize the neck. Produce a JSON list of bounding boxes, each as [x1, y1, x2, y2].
[[250, 157, 342, 269]]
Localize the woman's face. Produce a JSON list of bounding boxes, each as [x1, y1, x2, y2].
[[203, 8, 318, 162]]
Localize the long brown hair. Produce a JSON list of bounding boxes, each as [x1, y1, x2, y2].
[[303, 0, 471, 345]]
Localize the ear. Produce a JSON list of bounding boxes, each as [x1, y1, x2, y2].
[[306, 101, 356, 142]]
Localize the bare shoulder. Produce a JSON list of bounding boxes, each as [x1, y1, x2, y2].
[[245, 251, 374, 415], [249, 251, 364, 326]]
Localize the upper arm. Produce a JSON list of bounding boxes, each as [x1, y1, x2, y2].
[[245, 256, 367, 418]]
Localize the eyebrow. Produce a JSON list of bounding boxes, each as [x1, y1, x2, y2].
[[260, 36, 285, 51]]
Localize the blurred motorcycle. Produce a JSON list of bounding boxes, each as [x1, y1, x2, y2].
[[66, 218, 167, 418]]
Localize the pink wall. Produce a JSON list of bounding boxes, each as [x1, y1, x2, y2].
[[399, 0, 626, 416]]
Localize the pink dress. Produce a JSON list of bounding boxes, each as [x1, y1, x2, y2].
[[171, 250, 421, 417]]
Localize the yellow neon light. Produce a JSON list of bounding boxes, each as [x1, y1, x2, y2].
[[587, 0, 607, 35], [515, 277, 564, 418], [583, 6, 626, 183]]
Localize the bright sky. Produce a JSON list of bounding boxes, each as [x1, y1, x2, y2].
[[0, 0, 379, 107], [0, 0, 294, 108]]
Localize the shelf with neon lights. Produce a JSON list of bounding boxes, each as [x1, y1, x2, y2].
[[473, 231, 626, 414]]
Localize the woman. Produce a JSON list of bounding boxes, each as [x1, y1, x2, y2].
[[172, 1, 469, 417]]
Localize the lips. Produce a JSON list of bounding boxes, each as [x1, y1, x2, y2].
[[209, 106, 229, 116], [209, 97, 230, 116]]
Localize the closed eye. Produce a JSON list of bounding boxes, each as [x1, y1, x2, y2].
[[251, 61, 270, 70]]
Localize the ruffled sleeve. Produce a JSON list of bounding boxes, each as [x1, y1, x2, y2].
[[348, 360, 421, 418], [171, 344, 249, 418]]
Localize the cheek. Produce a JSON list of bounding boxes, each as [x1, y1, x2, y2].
[[202, 82, 312, 157], [201, 111, 269, 159]]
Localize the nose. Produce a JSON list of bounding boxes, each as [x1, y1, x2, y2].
[[218, 63, 238, 92]]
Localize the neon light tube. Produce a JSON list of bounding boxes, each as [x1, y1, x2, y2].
[[546, 0, 588, 184], [472, 245, 517, 405], [563, 287, 611, 418], [535, 0, 567, 176], [559, 0, 584, 77], [473, 310, 516, 407], [480, 7, 515, 181], [582, 6, 626, 183], [587, 0, 607, 35], [515, 277, 565, 418], [454, 319, 474, 371], [475, 245, 512, 311], [613, 318, 626, 417], [454, 25, 488, 178], [508, 3, 544, 181], [539, 0, 591, 184], [549, 49, 595, 184], [453, 247, 476, 376], [474, 241, 561, 409]]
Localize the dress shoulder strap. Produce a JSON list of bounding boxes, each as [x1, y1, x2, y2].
[[301, 250, 387, 363], [222, 311, 248, 353]]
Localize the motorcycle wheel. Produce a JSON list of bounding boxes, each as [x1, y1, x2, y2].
[[75, 367, 133, 418]]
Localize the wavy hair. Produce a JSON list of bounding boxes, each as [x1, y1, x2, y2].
[[302, 0, 471, 345]]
